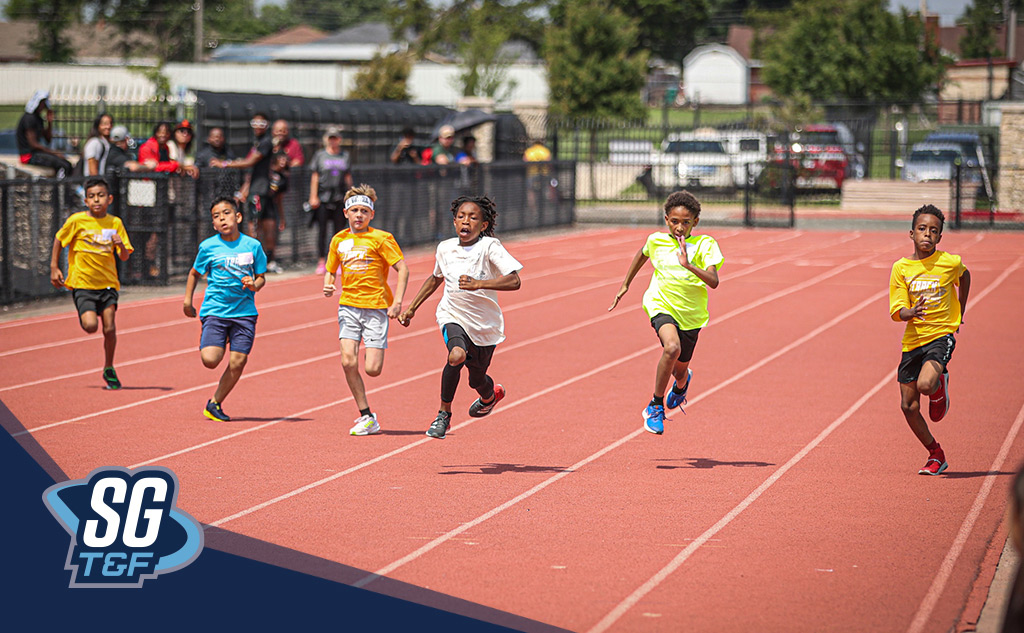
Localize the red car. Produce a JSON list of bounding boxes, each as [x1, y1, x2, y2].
[[771, 124, 848, 191]]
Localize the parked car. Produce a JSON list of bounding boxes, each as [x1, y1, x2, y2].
[[718, 129, 768, 187], [649, 132, 735, 191], [903, 141, 984, 187], [771, 124, 849, 191], [923, 132, 983, 169]]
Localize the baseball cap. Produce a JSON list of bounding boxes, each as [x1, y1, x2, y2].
[[110, 126, 131, 142], [325, 125, 342, 138], [175, 119, 193, 133], [439, 125, 455, 139]]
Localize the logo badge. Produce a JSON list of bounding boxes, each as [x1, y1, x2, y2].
[[43, 466, 204, 587]]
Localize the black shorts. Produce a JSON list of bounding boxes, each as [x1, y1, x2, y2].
[[72, 288, 118, 317], [442, 323, 495, 373], [248, 193, 278, 223], [650, 313, 701, 362], [898, 333, 956, 383]]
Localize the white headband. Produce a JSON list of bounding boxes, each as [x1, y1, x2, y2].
[[344, 195, 374, 211]]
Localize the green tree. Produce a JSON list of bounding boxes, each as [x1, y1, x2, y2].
[[545, 0, 648, 119], [388, 0, 546, 59], [958, 0, 1004, 59], [350, 51, 413, 101], [609, 0, 712, 64], [288, 0, 386, 33], [5, 0, 85, 62], [758, 0, 945, 103], [91, 0, 196, 62]]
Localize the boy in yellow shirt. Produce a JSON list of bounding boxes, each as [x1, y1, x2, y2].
[[889, 205, 971, 475], [49, 177, 134, 389], [323, 185, 409, 435]]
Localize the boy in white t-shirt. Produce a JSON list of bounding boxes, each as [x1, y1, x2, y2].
[[398, 195, 523, 439]]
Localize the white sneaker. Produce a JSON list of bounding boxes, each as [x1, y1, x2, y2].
[[266, 261, 284, 274], [349, 413, 380, 436]]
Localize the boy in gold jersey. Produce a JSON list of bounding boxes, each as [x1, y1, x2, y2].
[[323, 184, 409, 436], [889, 205, 971, 475], [49, 177, 134, 389]]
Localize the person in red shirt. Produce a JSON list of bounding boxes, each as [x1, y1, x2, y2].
[[137, 122, 180, 173], [272, 119, 305, 168]]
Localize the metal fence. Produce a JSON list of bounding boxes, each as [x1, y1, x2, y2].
[[0, 161, 576, 305]]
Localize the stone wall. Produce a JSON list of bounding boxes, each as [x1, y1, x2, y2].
[[999, 104, 1024, 212]]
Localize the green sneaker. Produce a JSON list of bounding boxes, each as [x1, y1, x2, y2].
[[102, 367, 121, 390]]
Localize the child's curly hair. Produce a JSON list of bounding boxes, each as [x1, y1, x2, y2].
[[912, 204, 945, 232], [344, 183, 377, 204], [664, 190, 701, 218], [451, 195, 497, 237]]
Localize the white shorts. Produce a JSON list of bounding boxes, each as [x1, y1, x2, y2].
[[338, 305, 389, 349]]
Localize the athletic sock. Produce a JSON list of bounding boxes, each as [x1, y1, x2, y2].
[[359, 407, 372, 417], [671, 383, 687, 395], [650, 395, 665, 407]]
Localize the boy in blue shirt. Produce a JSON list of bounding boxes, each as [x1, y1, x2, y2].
[[183, 196, 268, 421]]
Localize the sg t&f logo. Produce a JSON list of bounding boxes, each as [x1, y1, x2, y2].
[[43, 466, 204, 587]]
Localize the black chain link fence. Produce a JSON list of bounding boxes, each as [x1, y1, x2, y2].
[[0, 161, 576, 305]]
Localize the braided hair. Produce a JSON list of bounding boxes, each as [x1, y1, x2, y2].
[[451, 195, 498, 237]]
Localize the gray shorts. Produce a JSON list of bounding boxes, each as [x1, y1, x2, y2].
[[338, 305, 389, 349]]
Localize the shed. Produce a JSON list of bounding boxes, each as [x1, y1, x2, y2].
[[682, 44, 749, 105]]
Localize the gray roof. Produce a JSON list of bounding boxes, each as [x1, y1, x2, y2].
[[317, 22, 394, 45]]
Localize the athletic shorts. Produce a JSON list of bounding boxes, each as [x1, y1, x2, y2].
[[650, 313, 701, 362], [248, 193, 278, 223], [72, 287, 118, 317], [200, 315, 258, 355], [442, 322, 495, 373], [338, 305, 388, 349], [898, 333, 956, 384]]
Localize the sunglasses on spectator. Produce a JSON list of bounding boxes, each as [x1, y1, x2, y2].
[[250, 119, 268, 128]]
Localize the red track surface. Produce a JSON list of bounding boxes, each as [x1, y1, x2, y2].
[[3, 226, 1024, 632]]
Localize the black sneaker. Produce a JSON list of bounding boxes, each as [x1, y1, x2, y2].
[[103, 367, 121, 390], [426, 411, 452, 438], [469, 384, 505, 418], [204, 399, 230, 422]]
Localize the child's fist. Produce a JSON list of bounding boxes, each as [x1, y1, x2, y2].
[[323, 283, 335, 297]]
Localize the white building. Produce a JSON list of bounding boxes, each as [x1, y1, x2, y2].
[[682, 44, 749, 105]]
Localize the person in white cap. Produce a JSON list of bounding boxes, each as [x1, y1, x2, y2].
[[16, 90, 72, 178], [104, 126, 143, 176]]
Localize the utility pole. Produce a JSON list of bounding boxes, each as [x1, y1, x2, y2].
[[194, 0, 204, 63], [1007, 0, 1017, 63]]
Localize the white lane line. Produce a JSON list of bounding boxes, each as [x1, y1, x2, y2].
[[590, 254, 1022, 633], [353, 288, 891, 589]]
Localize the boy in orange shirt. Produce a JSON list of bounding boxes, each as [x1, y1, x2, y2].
[[49, 177, 134, 389], [323, 184, 409, 435], [889, 205, 971, 475]]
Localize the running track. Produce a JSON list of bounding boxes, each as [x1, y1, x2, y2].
[[3, 226, 1024, 632]]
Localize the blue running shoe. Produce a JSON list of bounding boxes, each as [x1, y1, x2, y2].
[[643, 404, 665, 434], [666, 368, 692, 411]]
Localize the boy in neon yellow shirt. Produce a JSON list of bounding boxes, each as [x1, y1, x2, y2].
[[890, 205, 971, 475], [49, 177, 134, 389], [609, 190, 723, 434]]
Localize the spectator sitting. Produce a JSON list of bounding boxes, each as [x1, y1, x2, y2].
[[390, 127, 421, 165], [81, 113, 113, 177], [195, 127, 235, 169], [272, 118, 305, 168], [455, 135, 478, 165], [428, 125, 456, 165], [104, 126, 143, 176], [16, 90, 73, 178]]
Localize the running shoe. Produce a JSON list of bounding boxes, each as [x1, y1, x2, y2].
[[642, 404, 665, 434], [102, 367, 122, 390], [666, 368, 692, 411], [204, 399, 230, 422], [266, 261, 284, 274], [426, 411, 452, 439], [349, 413, 380, 436], [918, 455, 948, 476], [929, 372, 949, 422], [469, 384, 505, 418]]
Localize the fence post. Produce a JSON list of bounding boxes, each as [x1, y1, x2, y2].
[[954, 160, 962, 229], [1, 184, 10, 303], [743, 163, 752, 226], [889, 128, 897, 179]]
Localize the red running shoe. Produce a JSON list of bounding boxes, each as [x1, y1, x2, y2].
[[919, 447, 948, 476], [929, 372, 949, 422], [469, 384, 505, 418]]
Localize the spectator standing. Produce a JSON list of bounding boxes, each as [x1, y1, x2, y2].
[[272, 119, 305, 168], [428, 125, 456, 165], [308, 126, 354, 274], [390, 127, 421, 165], [137, 122, 180, 173], [211, 113, 275, 240], [16, 90, 72, 178], [104, 126, 143, 176], [195, 127, 235, 169], [169, 120, 200, 179], [81, 113, 113, 177], [455, 135, 478, 166]]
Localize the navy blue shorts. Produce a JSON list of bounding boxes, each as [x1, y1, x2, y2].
[[200, 315, 258, 355], [898, 333, 955, 383]]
